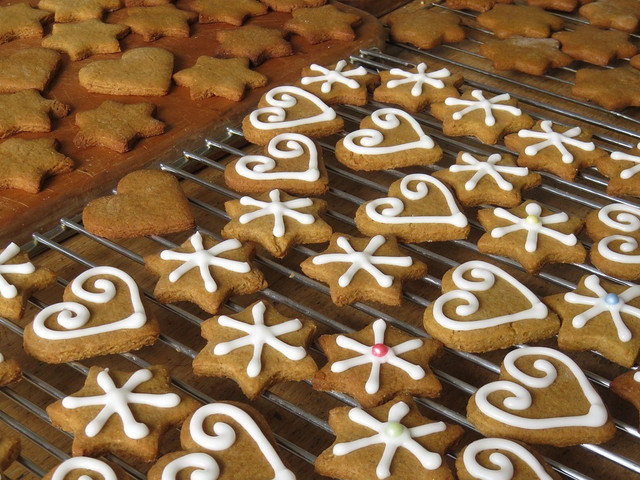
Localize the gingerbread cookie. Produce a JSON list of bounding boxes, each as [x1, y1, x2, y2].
[[424, 260, 560, 352], [572, 67, 640, 111], [74, 101, 165, 153], [221, 189, 333, 258], [355, 173, 470, 243], [477, 5, 563, 38], [224, 133, 329, 195], [38, 0, 121, 22], [0, 89, 70, 139], [79, 47, 174, 96], [387, 8, 466, 50], [0, 353, 21, 387], [313, 319, 442, 408], [445, 0, 513, 12], [432, 152, 541, 208], [284, 4, 361, 44], [0, 435, 19, 472], [597, 143, 640, 197], [260, 0, 326, 12], [0, 3, 53, 44], [42, 19, 130, 61], [552, 25, 636, 66], [504, 119, 607, 181], [193, 300, 317, 399], [477, 200, 586, 274], [610, 370, 640, 429], [373, 63, 463, 114], [631, 54, 640, 69], [125, 0, 173, 5], [430, 89, 534, 145], [23, 265, 160, 363], [525, 0, 578, 10], [116, 4, 197, 41], [42, 458, 127, 480], [300, 233, 428, 307], [467, 346, 616, 446], [0, 48, 61, 94], [215, 25, 292, 66], [242, 86, 343, 145], [144, 231, 267, 314], [316, 395, 463, 480], [46, 365, 200, 462], [480, 37, 572, 76], [299, 60, 378, 106], [185, 0, 268, 25], [579, 0, 640, 32]]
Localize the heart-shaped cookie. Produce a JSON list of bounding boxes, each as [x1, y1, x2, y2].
[[336, 107, 442, 171], [78, 47, 174, 96], [23, 266, 159, 363], [467, 346, 616, 446], [83, 170, 195, 239], [424, 261, 560, 352], [355, 173, 469, 242]]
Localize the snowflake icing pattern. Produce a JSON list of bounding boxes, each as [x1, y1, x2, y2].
[[611, 142, 640, 179], [300, 60, 368, 93], [449, 152, 529, 192], [444, 90, 521, 126], [0, 242, 35, 299], [518, 120, 595, 164], [238, 190, 315, 237], [386, 63, 451, 96]]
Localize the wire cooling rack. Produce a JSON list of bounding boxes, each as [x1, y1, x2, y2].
[[3, 3, 640, 478]]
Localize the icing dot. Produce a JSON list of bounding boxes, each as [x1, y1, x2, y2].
[[383, 422, 405, 438], [371, 343, 389, 357], [525, 215, 539, 225], [605, 293, 620, 305]]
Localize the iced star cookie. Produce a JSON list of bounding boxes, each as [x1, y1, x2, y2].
[[0, 242, 56, 322], [224, 133, 329, 196], [597, 142, 640, 197], [0, 48, 61, 94], [38, 0, 121, 22], [221, 189, 333, 258], [430, 90, 534, 145], [335, 107, 443, 171], [315, 395, 464, 480], [41, 19, 130, 61], [0, 89, 70, 139], [0, 3, 53, 44], [504, 120, 607, 181], [185, 0, 267, 25], [115, 4, 197, 41], [467, 346, 616, 446], [387, 8, 466, 50], [432, 152, 541, 208], [300, 234, 428, 307], [354, 173, 469, 243], [299, 60, 379, 106], [610, 370, 640, 429], [242, 85, 343, 145], [424, 261, 560, 352], [476, 4, 564, 39], [23, 265, 160, 363], [42, 458, 127, 480], [477, 200, 586, 274], [313, 319, 442, 408], [144, 232, 267, 314], [46, 365, 200, 462], [193, 300, 317, 399], [284, 4, 361, 44], [373, 62, 463, 113], [215, 25, 292, 66]]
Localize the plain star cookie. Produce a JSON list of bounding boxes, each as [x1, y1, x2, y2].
[[477, 5, 563, 39], [0, 3, 53, 44], [38, 0, 121, 22], [42, 19, 130, 61], [0, 48, 61, 94], [284, 4, 361, 44], [572, 67, 640, 111], [579, 0, 640, 32], [0, 89, 70, 139], [552, 25, 637, 66], [215, 25, 292, 66], [185, 0, 267, 25], [445, 0, 513, 11], [115, 4, 197, 41], [260, 0, 326, 12], [480, 37, 572, 76], [387, 8, 466, 50]]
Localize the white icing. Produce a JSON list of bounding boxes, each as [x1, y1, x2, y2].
[[386, 63, 451, 96], [189, 403, 296, 480], [61, 368, 181, 439], [332, 401, 446, 479], [610, 142, 640, 179], [564, 274, 640, 342], [161, 452, 220, 480], [330, 318, 425, 394], [598, 235, 640, 263], [462, 438, 554, 480], [517, 120, 595, 164], [474, 346, 609, 430], [248, 85, 337, 130], [238, 189, 315, 238], [597, 203, 640, 233], [52, 457, 118, 480], [431, 260, 548, 331], [364, 173, 468, 227], [0, 353, 4, 363], [341, 108, 436, 155], [160, 233, 251, 293], [635, 371, 640, 382], [449, 153, 529, 192], [32, 266, 147, 340], [0, 242, 36, 299], [300, 60, 367, 93], [311, 235, 413, 288], [444, 90, 521, 127], [213, 301, 307, 378], [490, 202, 577, 253], [234, 133, 321, 182]]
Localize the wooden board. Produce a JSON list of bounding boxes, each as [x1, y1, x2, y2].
[[0, 0, 385, 245]]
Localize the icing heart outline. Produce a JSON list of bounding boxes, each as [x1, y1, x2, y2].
[[432, 260, 549, 331], [474, 346, 609, 429], [32, 266, 147, 340], [365, 173, 468, 227]]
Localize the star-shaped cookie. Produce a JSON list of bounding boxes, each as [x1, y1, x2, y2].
[[313, 319, 442, 408], [0, 48, 61, 94], [572, 67, 640, 111], [0, 3, 53, 44], [185, 0, 267, 25], [477, 4, 563, 39], [221, 189, 333, 258], [597, 143, 640, 197], [38, 0, 121, 22], [444, 0, 513, 12], [553, 25, 637, 66], [299, 60, 379, 106], [526, 0, 579, 11], [193, 300, 317, 399], [480, 37, 572, 76], [173, 57, 267, 101], [0, 90, 70, 139], [74, 101, 165, 152], [284, 4, 361, 44], [42, 19, 130, 61], [116, 4, 197, 41], [261, 0, 326, 12], [387, 8, 466, 50], [579, 0, 640, 32], [144, 232, 267, 314], [46, 365, 201, 462], [215, 25, 292, 66]]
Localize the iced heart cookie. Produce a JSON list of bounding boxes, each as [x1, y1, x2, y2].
[[467, 346, 616, 446], [242, 85, 343, 145], [424, 260, 560, 352], [313, 318, 442, 408], [224, 132, 329, 196], [0, 48, 61, 93], [610, 370, 640, 429], [82, 170, 194, 238], [335, 107, 443, 171], [299, 60, 379, 106], [355, 173, 469, 243], [42, 458, 127, 480], [0, 89, 70, 139], [596, 142, 640, 197], [23, 265, 160, 363]]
